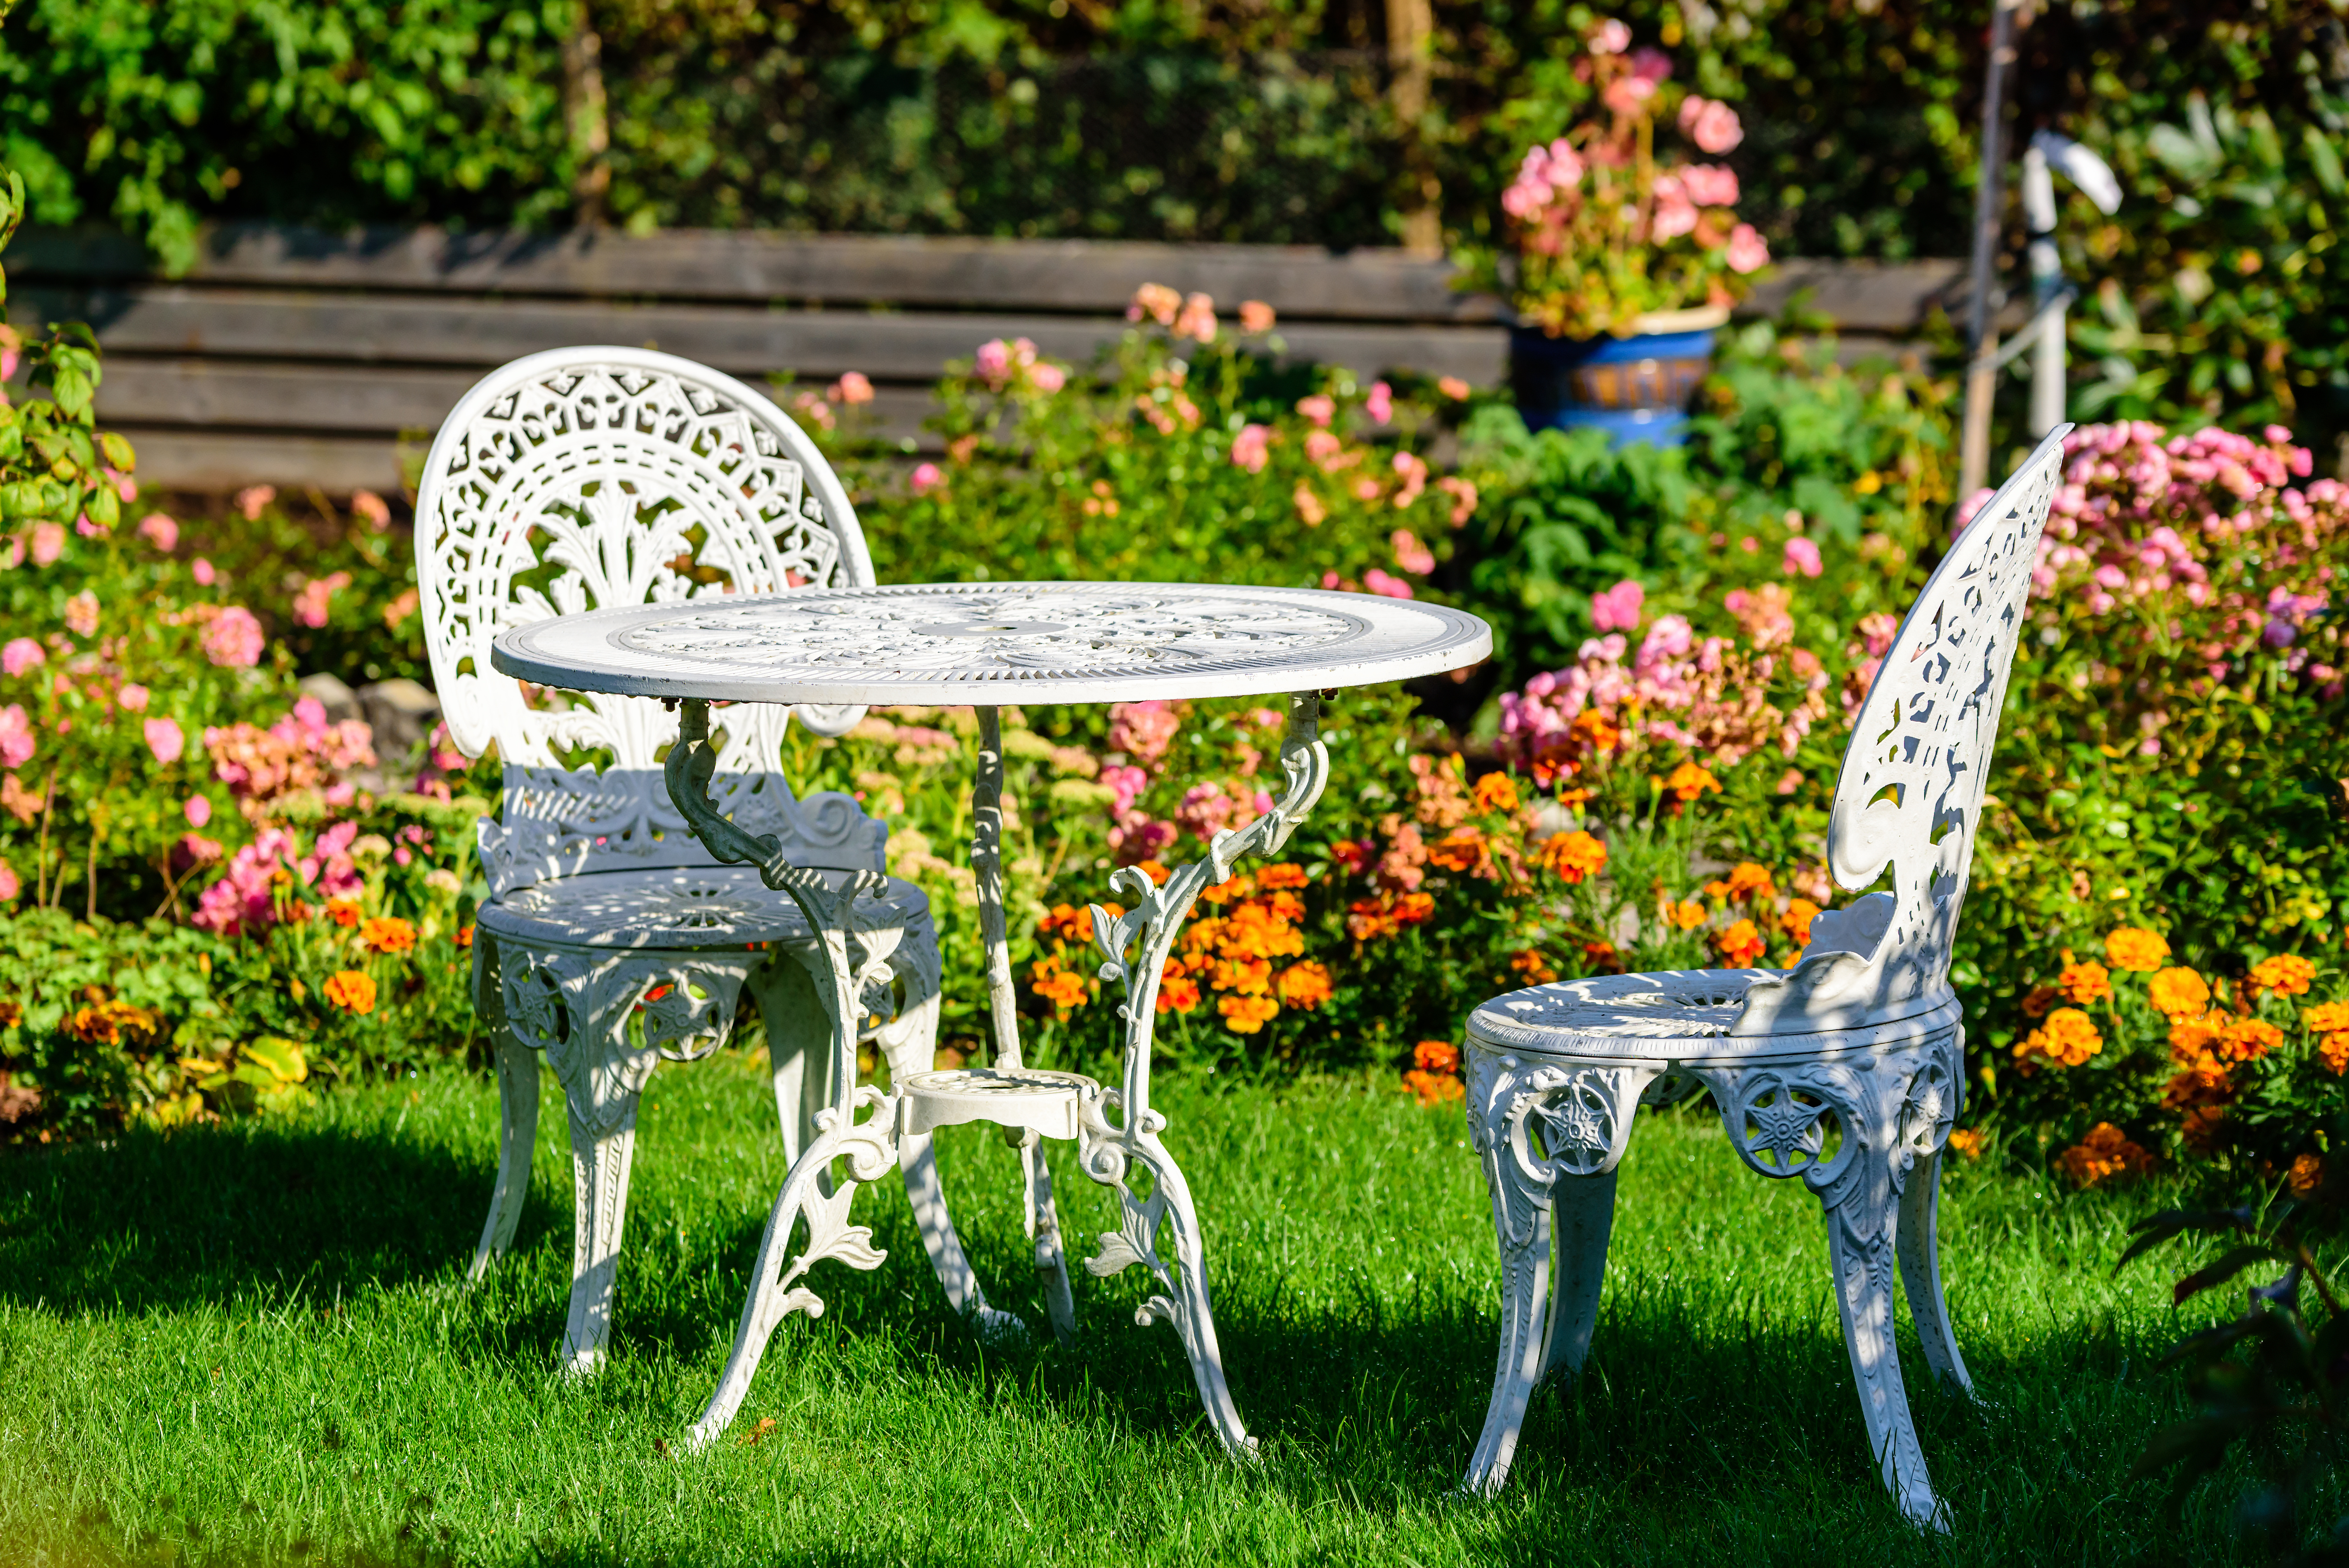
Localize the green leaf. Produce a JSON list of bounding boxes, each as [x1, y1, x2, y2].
[[2174, 1244, 2294, 1307]]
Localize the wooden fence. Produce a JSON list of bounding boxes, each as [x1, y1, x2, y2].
[[9, 224, 1969, 493]]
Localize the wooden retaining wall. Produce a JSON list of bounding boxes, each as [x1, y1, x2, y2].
[[9, 224, 1968, 493]]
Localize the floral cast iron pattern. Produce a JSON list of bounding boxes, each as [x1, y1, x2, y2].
[[614, 585, 1363, 684]]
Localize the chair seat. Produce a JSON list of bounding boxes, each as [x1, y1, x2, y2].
[[478, 864, 927, 951], [1466, 968, 1962, 1063], [899, 1067, 1093, 1142]]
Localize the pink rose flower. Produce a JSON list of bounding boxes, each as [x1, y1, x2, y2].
[[1391, 451, 1429, 509], [118, 683, 150, 711], [0, 861, 16, 901], [186, 794, 212, 828], [832, 371, 874, 405], [138, 513, 179, 551], [1108, 699, 1181, 767], [202, 606, 266, 668], [1173, 293, 1218, 343], [1296, 395, 1335, 427], [1603, 75, 1657, 115], [235, 485, 276, 522], [30, 523, 64, 567], [1, 638, 42, 677], [1363, 568, 1415, 600], [1028, 361, 1067, 394], [0, 706, 33, 769], [193, 558, 217, 586], [1725, 223, 1770, 275], [1239, 300, 1276, 333], [910, 462, 944, 496], [1230, 423, 1272, 474], [1391, 528, 1435, 574], [1783, 537, 1823, 578], [63, 591, 99, 638], [75, 514, 108, 539], [352, 490, 392, 530], [974, 339, 1012, 384], [1590, 18, 1631, 53], [1629, 46, 1673, 82], [1365, 381, 1394, 425], [1685, 98, 1744, 154], [1680, 164, 1739, 207], [1591, 579, 1645, 632], [144, 717, 186, 765], [1650, 180, 1699, 240]]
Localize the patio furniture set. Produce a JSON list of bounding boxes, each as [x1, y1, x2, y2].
[[417, 346, 2067, 1530]]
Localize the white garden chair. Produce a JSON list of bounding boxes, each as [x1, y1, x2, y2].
[[1457, 426, 2069, 1529], [416, 347, 1014, 1368]]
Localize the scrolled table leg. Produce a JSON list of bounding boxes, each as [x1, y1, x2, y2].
[[666, 699, 906, 1446], [1073, 690, 1331, 1460]]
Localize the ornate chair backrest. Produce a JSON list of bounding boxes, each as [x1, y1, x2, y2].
[[415, 348, 886, 897], [1733, 426, 2069, 1037]]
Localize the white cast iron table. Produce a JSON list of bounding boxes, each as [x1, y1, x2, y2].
[[493, 580, 1491, 1453]]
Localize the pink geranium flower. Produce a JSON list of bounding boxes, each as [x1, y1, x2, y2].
[[118, 683, 150, 711], [910, 462, 944, 496], [1783, 537, 1823, 578], [203, 606, 266, 668], [1680, 97, 1744, 153], [1726, 223, 1770, 274], [138, 513, 179, 551], [144, 717, 186, 765], [1365, 381, 1394, 425], [1, 638, 42, 678], [185, 794, 212, 828], [1230, 424, 1272, 474], [0, 706, 33, 770], [1591, 579, 1645, 632]]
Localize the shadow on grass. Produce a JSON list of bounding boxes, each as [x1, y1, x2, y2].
[[0, 1114, 512, 1317], [0, 1110, 2133, 1554]]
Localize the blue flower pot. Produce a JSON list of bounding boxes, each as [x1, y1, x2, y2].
[[1510, 307, 1730, 447]]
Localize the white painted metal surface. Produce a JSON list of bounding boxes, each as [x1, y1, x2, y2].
[[414, 348, 964, 1373], [1456, 426, 2070, 1530], [496, 582, 1490, 1457]]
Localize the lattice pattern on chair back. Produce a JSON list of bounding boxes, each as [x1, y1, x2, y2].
[[1732, 426, 2068, 1037], [414, 348, 885, 895]]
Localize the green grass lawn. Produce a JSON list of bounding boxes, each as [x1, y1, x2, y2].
[[0, 1052, 2279, 1565]]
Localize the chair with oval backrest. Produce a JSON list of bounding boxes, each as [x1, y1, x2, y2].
[[1455, 426, 2071, 1530], [417, 346, 1024, 1369]]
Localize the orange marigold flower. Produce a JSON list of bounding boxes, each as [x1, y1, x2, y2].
[[2321, 1031, 2349, 1076], [2290, 1153, 2327, 1198], [1668, 900, 1708, 932], [2162, 1055, 2231, 1111], [1394, 892, 1435, 925], [1716, 919, 1766, 968], [1426, 825, 1492, 875], [325, 898, 362, 928], [2221, 1015, 2284, 1063], [1036, 903, 1091, 944], [1413, 1040, 1460, 1074], [1471, 772, 1521, 815], [2168, 1010, 2226, 1064], [1403, 1069, 1466, 1107], [1157, 969, 1202, 1015], [1199, 873, 1256, 906], [2305, 1001, 2349, 1033], [1581, 939, 1623, 974], [1030, 956, 1090, 1014], [1721, 863, 1775, 903], [1945, 1128, 1984, 1160], [1134, 860, 1172, 886], [2182, 1104, 2228, 1152], [2249, 954, 2317, 997], [1780, 898, 1822, 947], [1569, 708, 1621, 754], [2147, 966, 2210, 1019], [359, 916, 417, 955], [2102, 927, 2170, 973], [1663, 760, 1721, 804], [454, 923, 475, 949], [2055, 1123, 2154, 1188], [2019, 985, 2060, 1019], [1507, 949, 1558, 985], [323, 970, 377, 1015], [2057, 960, 2111, 1005], [1534, 830, 1607, 883], [1256, 864, 1310, 890], [1210, 956, 1273, 995], [1273, 961, 1332, 1008], [1217, 994, 1279, 1034], [2015, 1007, 2102, 1069]]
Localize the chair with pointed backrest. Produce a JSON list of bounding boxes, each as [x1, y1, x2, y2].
[[417, 347, 1015, 1369], [1455, 426, 2070, 1529]]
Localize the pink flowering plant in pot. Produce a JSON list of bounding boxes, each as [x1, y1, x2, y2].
[[1472, 17, 1769, 341]]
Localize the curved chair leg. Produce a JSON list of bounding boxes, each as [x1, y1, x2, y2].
[[1823, 1183, 1945, 1530], [746, 954, 826, 1169], [1023, 1137, 1078, 1340], [561, 1074, 648, 1372], [467, 1031, 542, 1281], [1537, 1168, 1619, 1383], [1464, 1175, 1553, 1495], [1897, 1150, 1973, 1394]]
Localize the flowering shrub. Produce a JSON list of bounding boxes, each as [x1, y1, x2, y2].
[[846, 284, 1475, 610], [1467, 17, 1767, 338]]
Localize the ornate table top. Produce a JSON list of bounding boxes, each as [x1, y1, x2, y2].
[[491, 581, 1491, 704]]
